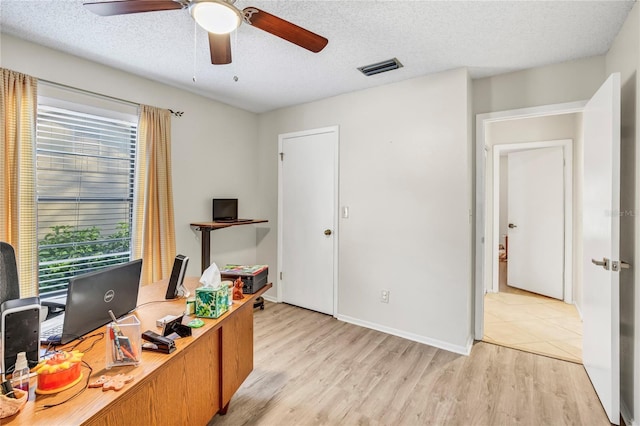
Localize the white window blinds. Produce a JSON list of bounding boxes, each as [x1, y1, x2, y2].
[[36, 103, 138, 296]]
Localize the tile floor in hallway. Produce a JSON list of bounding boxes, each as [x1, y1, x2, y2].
[[483, 261, 583, 363]]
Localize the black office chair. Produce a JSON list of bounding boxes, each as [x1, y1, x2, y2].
[[0, 242, 61, 316], [0, 241, 21, 307]]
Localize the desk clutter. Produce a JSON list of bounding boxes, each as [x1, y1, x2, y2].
[[106, 313, 141, 369], [0, 387, 26, 419], [220, 264, 268, 294], [0, 273, 271, 423], [194, 263, 269, 318], [34, 350, 84, 394], [196, 285, 230, 318], [88, 374, 134, 392]]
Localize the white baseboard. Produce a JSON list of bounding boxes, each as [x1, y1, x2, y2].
[[336, 314, 473, 356], [573, 302, 583, 320], [262, 294, 277, 303], [262, 301, 473, 355], [621, 399, 636, 426]]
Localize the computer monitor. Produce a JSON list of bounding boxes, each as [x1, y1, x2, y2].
[[212, 198, 238, 221]]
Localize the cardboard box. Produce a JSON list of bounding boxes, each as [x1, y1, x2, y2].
[[195, 286, 229, 318]]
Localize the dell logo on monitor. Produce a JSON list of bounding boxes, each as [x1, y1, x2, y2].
[[104, 290, 115, 303]]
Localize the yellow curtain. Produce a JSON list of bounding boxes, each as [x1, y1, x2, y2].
[[133, 105, 176, 285], [0, 68, 38, 297]]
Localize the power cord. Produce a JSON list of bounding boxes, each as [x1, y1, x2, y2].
[[135, 299, 177, 310], [37, 333, 104, 409], [42, 332, 104, 356], [39, 360, 93, 410]]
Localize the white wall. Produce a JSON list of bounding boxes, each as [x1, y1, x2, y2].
[[474, 56, 606, 114], [605, 2, 639, 423], [258, 69, 473, 354], [0, 34, 263, 280]]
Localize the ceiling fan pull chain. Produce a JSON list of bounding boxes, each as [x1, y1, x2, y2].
[[233, 28, 238, 81], [192, 19, 197, 83]]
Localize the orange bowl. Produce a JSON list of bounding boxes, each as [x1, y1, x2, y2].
[[36, 361, 83, 394]]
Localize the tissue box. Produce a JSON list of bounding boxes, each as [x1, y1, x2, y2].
[[195, 286, 229, 318]]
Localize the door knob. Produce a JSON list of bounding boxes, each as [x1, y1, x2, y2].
[[508, 223, 517, 229], [612, 260, 632, 271], [324, 229, 332, 236], [591, 257, 610, 270]]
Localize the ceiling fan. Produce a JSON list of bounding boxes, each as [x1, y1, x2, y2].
[[83, 0, 328, 65]]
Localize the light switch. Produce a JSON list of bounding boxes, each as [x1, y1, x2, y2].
[[342, 206, 349, 218]]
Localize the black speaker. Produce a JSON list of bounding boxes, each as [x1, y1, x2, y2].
[[165, 255, 189, 299], [1, 297, 40, 375]]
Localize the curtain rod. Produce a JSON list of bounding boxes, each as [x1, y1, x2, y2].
[[38, 78, 140, 108], [38, 78, 184, 116]]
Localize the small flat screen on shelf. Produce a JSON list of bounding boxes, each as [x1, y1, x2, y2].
[[212, 198, 238, 221]]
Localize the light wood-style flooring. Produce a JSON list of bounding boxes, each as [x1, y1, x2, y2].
[[483, 260, 582, 363], [209, 302, 608, 426]]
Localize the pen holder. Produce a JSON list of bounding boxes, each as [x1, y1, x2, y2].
[[106, 315, 141, 369]]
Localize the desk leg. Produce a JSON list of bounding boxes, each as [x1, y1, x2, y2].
[[220, 403, 230, 415], [201, 228, 211, 273]]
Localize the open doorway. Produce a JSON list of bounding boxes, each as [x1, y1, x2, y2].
[[475, 107, 585, 363]]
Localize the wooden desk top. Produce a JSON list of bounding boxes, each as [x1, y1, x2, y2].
[[190, 220, 268, 230], [6, 278, 271, 425]]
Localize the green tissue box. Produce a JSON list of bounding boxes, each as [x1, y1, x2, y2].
[[195, 286, 229, 318]]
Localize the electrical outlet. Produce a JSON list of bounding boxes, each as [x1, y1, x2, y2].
[[381, 290, 389, 303]]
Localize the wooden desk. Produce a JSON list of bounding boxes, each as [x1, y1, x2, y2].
[[6, 278, 271, 425], [190, 220, 268, 273]]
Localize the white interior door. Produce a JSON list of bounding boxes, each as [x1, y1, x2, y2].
[[582, 73, 621, 425], [507, 147, 564, 299], [279, 127, 338, 315]]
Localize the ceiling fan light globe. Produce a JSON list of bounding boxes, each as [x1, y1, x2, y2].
[[191, 1, 241, 35]]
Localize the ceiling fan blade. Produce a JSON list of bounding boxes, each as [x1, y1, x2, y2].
[[83, 0, 184, 16], [209, 33, 232, 65], [243, 7, 328, 53]]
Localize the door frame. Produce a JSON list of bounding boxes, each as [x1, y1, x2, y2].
[[475, 101, 586, 338], [492, 140, 573, 301], [277, 125, 340, 316]]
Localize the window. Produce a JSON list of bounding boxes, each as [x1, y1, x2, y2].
[[36, 99, 138, 296]]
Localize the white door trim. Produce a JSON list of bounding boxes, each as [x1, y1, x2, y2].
[[277, 125, 340, 316], [492, 140, 573, 303], [475, 101, 586, 338]]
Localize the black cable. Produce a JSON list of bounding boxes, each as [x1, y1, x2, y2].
[[66, 332, 104, 353], [39, 360, 93, 410], [135, 299, 177, 309], [42, 332, 103, 356], [36, 333, 104, 409]]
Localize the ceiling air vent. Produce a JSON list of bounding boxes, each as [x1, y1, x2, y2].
[[357, 58, 403, 76]]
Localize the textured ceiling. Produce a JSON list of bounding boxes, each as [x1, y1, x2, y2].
[[0, 0, 635, 113]]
